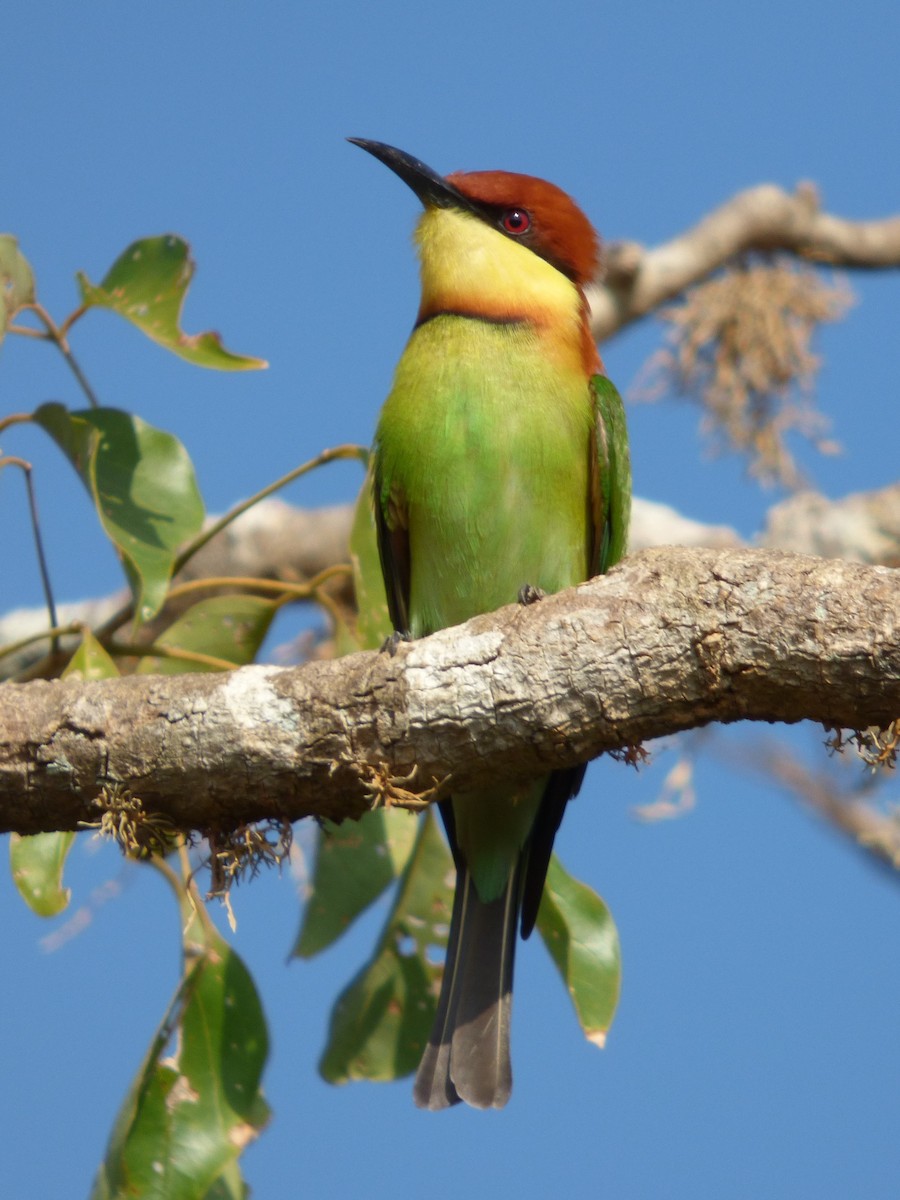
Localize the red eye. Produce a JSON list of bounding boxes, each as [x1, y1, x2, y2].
[[501, 208, 531, 235]]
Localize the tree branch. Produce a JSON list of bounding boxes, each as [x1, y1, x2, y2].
[[754, 742, 900, 875], [589, 182, 900, 340], [6, 482, 899, 680], [1, 547, 896, 836]]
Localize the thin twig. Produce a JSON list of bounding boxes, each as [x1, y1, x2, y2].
[[163, 563, 352, 604], [171, 443, 368, 576], [0, 412, 34, 437], [20, 302, 100, 408], [58, 303, 89, 340], [0, 457, 59, 648], [111, 642, 241, 672], [0, 621, 83, 668]]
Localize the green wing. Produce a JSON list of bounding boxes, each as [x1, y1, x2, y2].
[[589, 374, 632, 577], [372, 454, 412, 635]]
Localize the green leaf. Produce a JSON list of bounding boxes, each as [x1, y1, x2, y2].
[[90, 932, 269, 1200], [292, 808, 419, 959], [77, 236, 267, 370], [347, 467, 391, 651], [319, 811, 454, 1083], [9, 831, 75, 917], [7, 628, 120, 918], [66, 628, 121, 680], [1, 233, 36, 344], [137, 595, 277, 674], [34, 403, 205, 622], [536, 854, 621, 1047], [202, 1162, 248, 1200]]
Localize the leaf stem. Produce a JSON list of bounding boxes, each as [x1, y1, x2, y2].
[[163, 563, 352, 604], [0, 412, 34, 437], [111, 642, 242, 672], [58, 303, 89, 339], [1, 623, 83, 675], [23, 302, 101, 408]]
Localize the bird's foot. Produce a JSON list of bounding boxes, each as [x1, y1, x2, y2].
[[360, 762, 453, 812], [380, 629, 412, 655], [517, 583, 546, 606]]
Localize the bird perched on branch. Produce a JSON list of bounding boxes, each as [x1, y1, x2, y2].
[[350, 138, 631, 1110]]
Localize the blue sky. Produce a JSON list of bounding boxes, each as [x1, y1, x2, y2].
[[2, 3, 899, 1198]]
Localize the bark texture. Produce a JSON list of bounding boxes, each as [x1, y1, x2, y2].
[[5, 484, 898, 679], [1, 547, 897, 836]]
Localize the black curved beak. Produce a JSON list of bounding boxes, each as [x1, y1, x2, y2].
[[348, 138, 476, 213]]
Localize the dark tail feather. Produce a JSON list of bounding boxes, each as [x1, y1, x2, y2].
[[413, 861, 520, 1110], [519, 764, 586, 939]]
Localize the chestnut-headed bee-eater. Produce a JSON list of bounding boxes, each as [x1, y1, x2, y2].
[[350, 138, 631, 1110]]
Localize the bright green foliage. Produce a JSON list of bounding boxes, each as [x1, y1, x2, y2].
[[4, 226, 277, 1196], [77, 236, 267, 370], [201, 1162, 248, 1200], [66, 628, 122, 679], [0, 234, 35, 344], [9, 830, 75, 917], [537, 855, 621, 1045], [318, 811, 454, 1084], [89, 929, 269, 1200], [59, 631, 271, 1199], [293, 808, 419, 958], [34, 403, 205, 622], [137, 595, 278, 673]]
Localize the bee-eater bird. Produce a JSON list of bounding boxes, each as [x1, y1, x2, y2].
[[349, 138, 631, 1110]]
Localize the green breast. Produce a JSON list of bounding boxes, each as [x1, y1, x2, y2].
[[376, 315, 593, 636]]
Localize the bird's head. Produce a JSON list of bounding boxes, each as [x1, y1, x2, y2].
[[348, 138, 601, 334]]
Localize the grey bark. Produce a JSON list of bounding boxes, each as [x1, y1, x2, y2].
[[1, 547, 897, 836]]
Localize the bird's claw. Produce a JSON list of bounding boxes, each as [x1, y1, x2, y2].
[[517, 583, 546, 606], [380, 630, 412, 656]]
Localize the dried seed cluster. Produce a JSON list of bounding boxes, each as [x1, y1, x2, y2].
[[654, 256, 853, 485]]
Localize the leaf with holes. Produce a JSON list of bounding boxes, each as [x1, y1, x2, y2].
[[77, 236, 267, 370], [319, 810, 453, 1083], [90, 931, 269, 1200], [537, 854, 621, 1047], [34, 403, 205, 622]]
